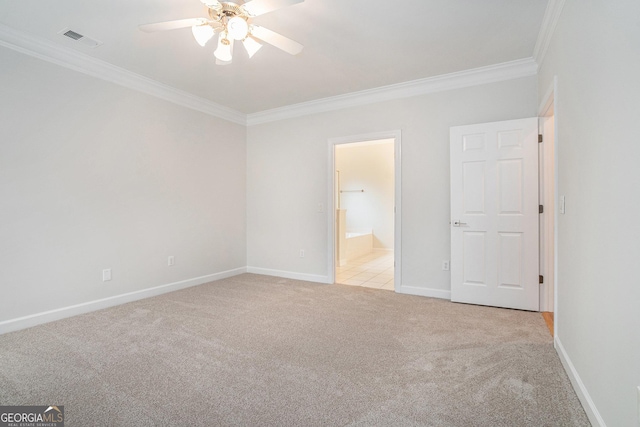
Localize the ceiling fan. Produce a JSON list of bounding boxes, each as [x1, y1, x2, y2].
[[139, 0, 304, 65]]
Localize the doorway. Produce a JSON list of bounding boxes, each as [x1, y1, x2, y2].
[[448, 101, 557, 324], [539, 80, 557, 334], [449, 118, 540, 311], [328, 131, 402, 291]]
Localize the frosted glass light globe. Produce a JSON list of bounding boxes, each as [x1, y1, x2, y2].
[[192, 25, 214, 46], [214, 33, 233, 62], [227, 16, 249, 40]]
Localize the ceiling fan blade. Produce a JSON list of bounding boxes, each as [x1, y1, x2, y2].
[[200, 0, 222, 7], [139, 18, 208, 33], [242, 0, 304, 17], [250, 26, 303, 55]]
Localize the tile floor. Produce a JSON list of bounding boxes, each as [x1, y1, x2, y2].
[[336, 251, 395, 291]]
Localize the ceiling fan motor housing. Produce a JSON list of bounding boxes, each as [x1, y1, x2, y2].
[[208, 2, 249, 21]]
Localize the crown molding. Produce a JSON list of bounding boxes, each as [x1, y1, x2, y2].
[[533, 0, 567, 69], [0, 24, 246, 125], [0, 23, 541, 128], [246, 58, 538, 126]]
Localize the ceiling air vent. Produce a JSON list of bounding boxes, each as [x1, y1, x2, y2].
[[63, 30, 83, 40], [58, 28, 103, 48]]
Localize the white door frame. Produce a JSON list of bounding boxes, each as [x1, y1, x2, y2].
[[327, 130, 402, 289], [538, 76, 559, 335]]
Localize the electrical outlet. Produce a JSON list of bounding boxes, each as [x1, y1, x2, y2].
[[102, 269, 112, 282], [317, 203, 324, 213], [299, 250, 305, 258], [168, 256, 175, 266], [442, 261, 450, 271]]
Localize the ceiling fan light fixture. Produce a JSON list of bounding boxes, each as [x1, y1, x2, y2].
[[242, 36, 262, 58], [191, 24, 214, 46], [214, 33, 233, 62], [227, 16, 249, 40], [139, 0, 305, 65]]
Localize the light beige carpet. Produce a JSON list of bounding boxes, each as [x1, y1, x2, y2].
[[0, 274, 590, 426]]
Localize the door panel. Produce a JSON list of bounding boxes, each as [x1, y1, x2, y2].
[[498, 232, 523, 288], [463, 232, 486, 285], [450, 118, 539, 311], [498, 159, 523, 214], [463, 162, 486, 214]]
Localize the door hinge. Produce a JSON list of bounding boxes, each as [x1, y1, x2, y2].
[[538, 134, 543, 143], [539, 275, 544, 284], [539, 204, 544, 214]]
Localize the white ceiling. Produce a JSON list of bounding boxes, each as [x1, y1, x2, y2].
[[0, 0, 548, 114]]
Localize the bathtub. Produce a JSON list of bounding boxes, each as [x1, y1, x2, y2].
[[346, 230, 373, 261]]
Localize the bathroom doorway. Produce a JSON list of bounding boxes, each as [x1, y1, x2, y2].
[[328, 131, 401, 291]]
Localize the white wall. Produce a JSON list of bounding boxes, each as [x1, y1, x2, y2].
[[336, 141, 394, 249], [537, 1, 640, 425], [0, 47, 247, 325], [247, 77, 538, 292]]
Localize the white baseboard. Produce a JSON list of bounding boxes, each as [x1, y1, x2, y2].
[[555, 336, 606, 427], [0, 267, 247, 335], [246, 267, 331, 284], [396, 285, 451, 300]]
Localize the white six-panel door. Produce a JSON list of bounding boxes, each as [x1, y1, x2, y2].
[[450, 118, 539, 311]]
